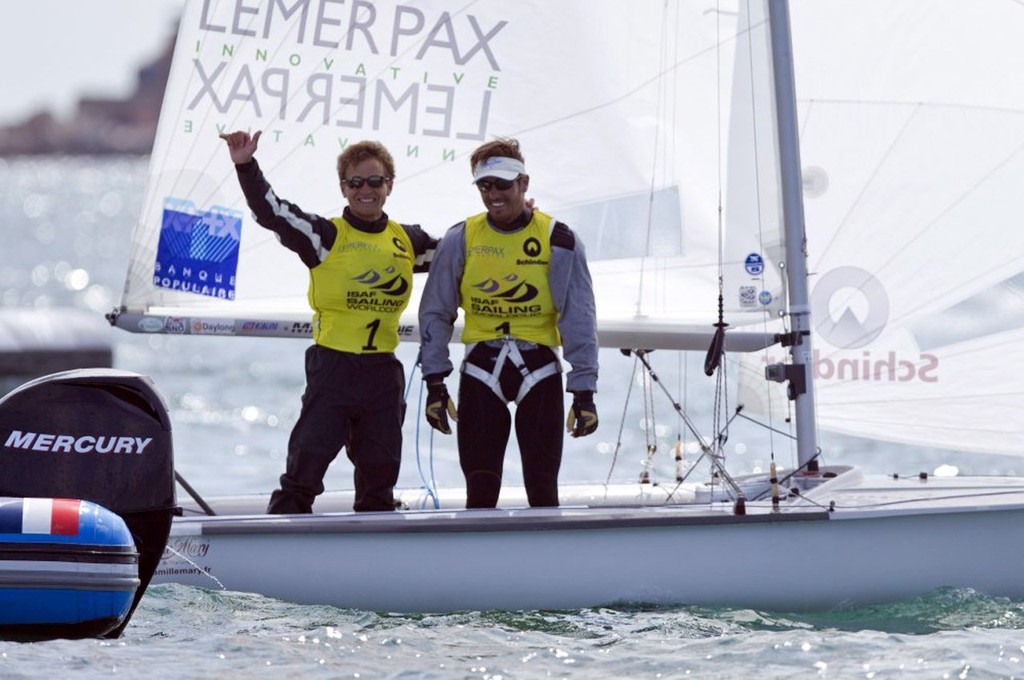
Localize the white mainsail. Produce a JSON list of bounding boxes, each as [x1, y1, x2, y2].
[[113, 0, 785, 351], [112, 0, 1024, 456], [736, 1, 1024, 455], [118, 0, 1024, 613]]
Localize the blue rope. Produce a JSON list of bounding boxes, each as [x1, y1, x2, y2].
[[406, 352, 440, 509]]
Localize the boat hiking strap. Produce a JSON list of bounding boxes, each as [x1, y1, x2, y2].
[[461, 338, 561, 404]]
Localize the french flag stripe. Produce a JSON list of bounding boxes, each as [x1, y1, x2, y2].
[[20, 498, 81, 536], [0, 502, 23, 533], [50, 498, 81, 536], [22, 498, 55, 534]]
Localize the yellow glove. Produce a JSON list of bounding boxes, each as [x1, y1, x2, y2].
[[566, 390, 598, 438], [425, 381, 458, 434]]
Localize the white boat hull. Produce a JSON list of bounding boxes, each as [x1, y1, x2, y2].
[[153, 467, 1024, 612]]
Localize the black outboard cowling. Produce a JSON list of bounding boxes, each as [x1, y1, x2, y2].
[[0, 368, 177, 638]]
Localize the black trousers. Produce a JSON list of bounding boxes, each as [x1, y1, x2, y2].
[[267, 345, 405, 514], [457, 344, 564, 508]]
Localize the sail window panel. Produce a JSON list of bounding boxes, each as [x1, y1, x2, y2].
[[556, 186, 683, 262]]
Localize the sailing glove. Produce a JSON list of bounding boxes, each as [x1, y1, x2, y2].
[[425, 380, 458, 434], [566, 390, 598, 438]]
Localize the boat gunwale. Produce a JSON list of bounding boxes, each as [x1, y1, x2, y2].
[[177, 505, 834, 536]]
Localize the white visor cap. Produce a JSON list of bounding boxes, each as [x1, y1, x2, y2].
[[471, 156, 526, 183]]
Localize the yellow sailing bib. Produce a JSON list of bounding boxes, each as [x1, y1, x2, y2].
[[308, 218, 414, 353], [460, 211, 560, 346]]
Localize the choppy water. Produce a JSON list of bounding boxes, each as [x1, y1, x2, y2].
[[3, 588, 1024, 678], [2, 156, 1022, 678]]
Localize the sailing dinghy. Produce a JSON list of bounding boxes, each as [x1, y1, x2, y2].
[[99, 0, 1024, 612]]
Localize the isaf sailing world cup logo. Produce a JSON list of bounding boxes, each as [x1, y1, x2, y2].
[[472, 273, 538, 304], [353, 266, 409, 297]]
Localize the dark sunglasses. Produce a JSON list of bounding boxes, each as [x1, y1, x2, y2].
[[475, 176, 518, 192], [342, 175, 390, 189]]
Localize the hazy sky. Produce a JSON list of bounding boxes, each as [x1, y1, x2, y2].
[[0, 0, 185, 126]]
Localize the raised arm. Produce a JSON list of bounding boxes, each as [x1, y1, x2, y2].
[[220, 129, 337, 268], [219, 130, 262, 165]]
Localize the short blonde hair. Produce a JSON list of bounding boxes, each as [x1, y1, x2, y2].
[[336, 141, 396, 182]]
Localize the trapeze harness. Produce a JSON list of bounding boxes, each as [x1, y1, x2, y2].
[[458, 211, 563, 404]]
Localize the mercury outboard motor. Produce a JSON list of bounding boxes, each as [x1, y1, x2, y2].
[[0, 369, 177, 638]]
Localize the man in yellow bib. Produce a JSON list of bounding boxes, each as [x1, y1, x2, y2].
[[220, 130, 437, 513], [418, 138, 599, 508]]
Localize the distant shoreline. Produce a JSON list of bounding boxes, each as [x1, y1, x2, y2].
[[0, 36, 173, 157]]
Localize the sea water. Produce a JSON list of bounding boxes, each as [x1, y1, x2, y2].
[[1, 156, 1022, 678]]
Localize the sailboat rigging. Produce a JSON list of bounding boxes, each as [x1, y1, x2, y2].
[[87, 0, 1024, 612]]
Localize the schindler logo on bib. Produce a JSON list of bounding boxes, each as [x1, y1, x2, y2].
[[154, 198, 241, 300]]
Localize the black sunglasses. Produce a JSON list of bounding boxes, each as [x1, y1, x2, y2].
[[475, 176, 518, 192], [343, 175, 390, 189]]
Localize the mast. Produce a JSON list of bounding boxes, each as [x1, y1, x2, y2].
[[767, 0, 819, 469]]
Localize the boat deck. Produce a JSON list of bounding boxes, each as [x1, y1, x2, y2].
[[175, 465, 1024, 524]]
